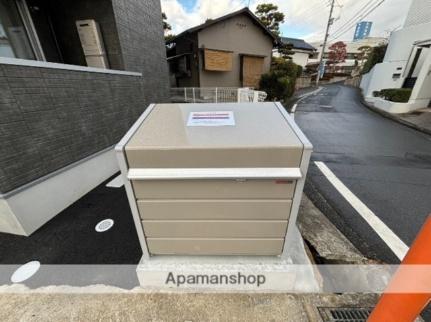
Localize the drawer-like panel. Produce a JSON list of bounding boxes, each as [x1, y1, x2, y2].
[[147, 238, 284, 255], [132, 179, 295, 199], [137, 199, 292, 220], [142, 220, 287, 238]]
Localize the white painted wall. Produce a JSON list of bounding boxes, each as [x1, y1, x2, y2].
[[360, 61, 405, 97], [360, 19, 431, 110], [0, 147, 118, 236], [404, 0, 431, 27], [410, 48, 431, 105], [290, 51, 310, 67], [272, 49, 312, 67], [383, 22, 431, 63]]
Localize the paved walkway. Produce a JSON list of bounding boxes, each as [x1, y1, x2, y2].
[[396, 109, 431, 135], [0, 292, 378, 322]]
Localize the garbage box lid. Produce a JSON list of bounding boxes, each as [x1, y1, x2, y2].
[[125, 102, 304, 168]]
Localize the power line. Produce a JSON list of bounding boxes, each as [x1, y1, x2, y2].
[[329, 0, 384, 40], [329, 0, 385, 41], [294, 1, 329, 19], [329, 0, 377, 38]]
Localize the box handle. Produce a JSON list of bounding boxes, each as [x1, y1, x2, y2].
[[127, 168, 302, 180]]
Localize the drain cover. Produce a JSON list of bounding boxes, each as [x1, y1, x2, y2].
[[318, 307, 373, 322], [11, 261, 41, 283], [95, 219, 114, 232]]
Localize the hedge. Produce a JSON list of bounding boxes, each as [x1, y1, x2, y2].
[[373, 88, 412, 103]]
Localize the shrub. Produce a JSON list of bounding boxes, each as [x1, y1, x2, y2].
[[378, 88, 412, 103], [260, 57, 301, 101], [373, 90, 382, 97], [259, 71, 294, 101], [271, 57, 302, 78]]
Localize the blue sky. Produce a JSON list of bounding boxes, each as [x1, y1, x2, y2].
[[162, 0, 411, 42], [173, 0, 313, 38], [180, 0, 197, 12]]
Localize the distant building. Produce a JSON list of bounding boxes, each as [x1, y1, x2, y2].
[[360, 0, 431, 113], [353, 21, 373, 41], [166, 8, 277, 88], [308, 37, 387, 75], [274, 37, 316, 67]]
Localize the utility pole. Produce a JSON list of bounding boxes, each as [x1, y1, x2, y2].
[[316, 0, 336, 86]]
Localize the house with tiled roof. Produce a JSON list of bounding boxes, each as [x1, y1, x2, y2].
[[275, 37, 316, 67]]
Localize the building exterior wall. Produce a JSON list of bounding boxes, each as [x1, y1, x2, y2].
[[383, 22, 431, 63], [111, 0, 169, 101], [197, 14, 273, 87], [0, 63, 146, 193], [0, 0, 170, 194], [290, 51, 310, 67], [404, 0, 431, 27], [360, 21, 431, 98]]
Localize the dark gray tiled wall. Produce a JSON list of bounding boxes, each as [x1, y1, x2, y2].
[[0, 65, 145, 193], [0, 0, 169, 193], [112, 0, 170, 102]]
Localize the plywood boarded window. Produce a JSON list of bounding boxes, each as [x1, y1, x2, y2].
[[242, 56, 264, 88], [204, 49, 233, 71]]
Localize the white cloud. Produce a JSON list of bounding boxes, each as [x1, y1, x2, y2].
[[161, 0, 245, 34], [161, 0, 412, 42]]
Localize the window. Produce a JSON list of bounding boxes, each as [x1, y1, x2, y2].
[[0, 0, 36, 59]]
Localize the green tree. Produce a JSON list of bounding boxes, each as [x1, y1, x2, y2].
[[162, 12, 171, 32], [277, 42, 294, 59], [354, 45, 372, 74], [271, 57, 302, 78], [255, 3, 285, 36], [259, 58, 302, 101], [362, 44, 387, 74], [163, 12, 176, 42]]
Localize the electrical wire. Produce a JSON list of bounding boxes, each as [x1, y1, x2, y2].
[[329, 0, 385, 41], [294, 0, 330, 18], [329, 0, 378, 38]]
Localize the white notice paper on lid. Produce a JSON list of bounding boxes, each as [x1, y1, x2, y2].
[[187, 111, 235, 127]]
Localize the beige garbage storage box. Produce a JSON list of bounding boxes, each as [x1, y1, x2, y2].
[[116, 102, 312, 258]]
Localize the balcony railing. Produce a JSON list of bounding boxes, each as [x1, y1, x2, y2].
[[170, 87, 267, 103]]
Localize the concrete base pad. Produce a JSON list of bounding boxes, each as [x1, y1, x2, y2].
[[136, 225, 320, 292]]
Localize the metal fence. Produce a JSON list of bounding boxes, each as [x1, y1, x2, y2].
[[170, 87, 267, 103]]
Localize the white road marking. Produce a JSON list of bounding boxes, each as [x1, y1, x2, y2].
[[314, 161, 409, 260], [11, 261, 40, 283], [296, 86, 323, 104], [290, 87, 323, 119], [319, 105, 333, 108], [106, 174, 123, 188]]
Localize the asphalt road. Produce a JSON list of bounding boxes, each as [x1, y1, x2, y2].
[[295, 84, 431, 264]]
